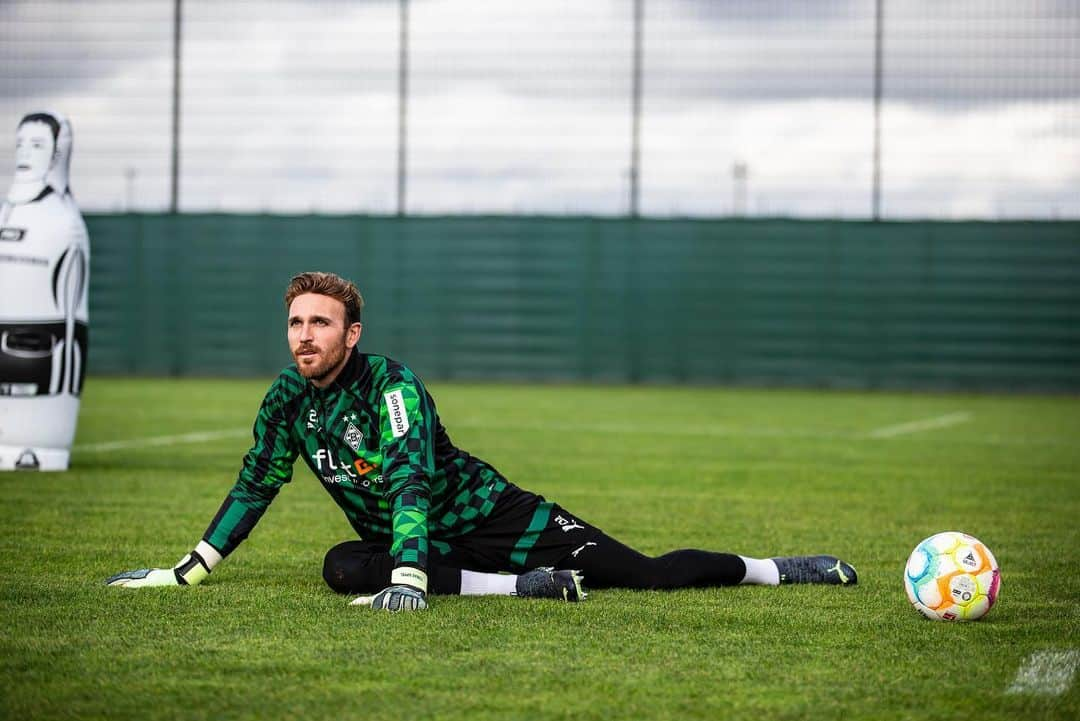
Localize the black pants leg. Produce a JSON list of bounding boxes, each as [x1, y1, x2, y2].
[[322, 541, 464, 595], [553, 532, 748, 590], [322, 534, 747, 594]]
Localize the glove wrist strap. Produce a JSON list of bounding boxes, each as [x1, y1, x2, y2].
[[391, 567, 428, 593], [174, 549, 211, 586]]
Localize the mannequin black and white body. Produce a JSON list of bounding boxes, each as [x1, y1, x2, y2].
[[0, 112, 89, 471]]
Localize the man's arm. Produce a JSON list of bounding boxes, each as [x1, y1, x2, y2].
[[106, 379, 300, 587], [370, 377, 437, 610]]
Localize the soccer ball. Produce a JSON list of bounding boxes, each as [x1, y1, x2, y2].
[[904, 531, 1000, 621]]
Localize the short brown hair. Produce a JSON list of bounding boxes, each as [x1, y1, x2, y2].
[[284, 272, 364, 325]]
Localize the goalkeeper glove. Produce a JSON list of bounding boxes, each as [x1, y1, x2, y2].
[[105, 568, 179, 588], [106, 549, 212, 588], [370, 585, 427, 611]]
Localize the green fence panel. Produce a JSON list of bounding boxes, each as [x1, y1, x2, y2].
[[83, 215, 1080, 391]]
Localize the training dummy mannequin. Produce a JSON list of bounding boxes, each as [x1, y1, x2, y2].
[[0, 111, 90, 470]]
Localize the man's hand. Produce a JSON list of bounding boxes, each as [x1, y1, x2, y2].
[[370, 584, 427, 611], [106, 548, 215, 588], [105, 568, 179, 588]]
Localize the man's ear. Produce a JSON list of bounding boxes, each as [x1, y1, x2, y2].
[[346, 323, 363, 349]]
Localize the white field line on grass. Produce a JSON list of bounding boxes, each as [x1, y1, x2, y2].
[[73, 411, 1079, 454], [75, 423, 835, 454], [865, 411, 972, 439], [74, 428, 250, 453], [456, 419, 1077, 448], [1006, 649, 1080, 696], [456, 418, 982, 443], [456, 420, 844, 441]]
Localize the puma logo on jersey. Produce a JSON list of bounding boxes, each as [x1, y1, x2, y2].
[[571, 542, 597, 558], [554, 514, 585, 533]]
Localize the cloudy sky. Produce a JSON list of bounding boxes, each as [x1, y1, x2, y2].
[[1, 0, 1077, 218]]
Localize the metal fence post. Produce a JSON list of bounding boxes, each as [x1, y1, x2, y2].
[[397, 0, 410, 217], [170, 0, 183, 213], [629, 0, 644, 218], [872, 0, 884, 221]]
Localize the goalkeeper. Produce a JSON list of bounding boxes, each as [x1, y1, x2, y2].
[[107, 272, 857, 611]]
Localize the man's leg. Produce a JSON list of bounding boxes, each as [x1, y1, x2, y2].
[[322, 488, 855, 596], [323, 541, 461, 595], [552, 531, 857, 589], [321, 540, 583, 600], [551, 532, 745, 589], [426, 486, 855, 590]]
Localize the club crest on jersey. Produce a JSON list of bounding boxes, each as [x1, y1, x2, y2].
[[306, 409, 319, 431], [343, 421, 364, 451]]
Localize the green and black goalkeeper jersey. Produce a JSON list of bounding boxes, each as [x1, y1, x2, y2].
[[201, 350, 508, 577]]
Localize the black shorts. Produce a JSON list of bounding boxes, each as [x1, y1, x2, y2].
[[434, 484, 604, 573]]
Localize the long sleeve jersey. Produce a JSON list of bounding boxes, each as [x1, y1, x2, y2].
[[201, 350, 508, 579]]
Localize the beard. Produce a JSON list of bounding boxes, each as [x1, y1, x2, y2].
[[293, 332, 349, 382]]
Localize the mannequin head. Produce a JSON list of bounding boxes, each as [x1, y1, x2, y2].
[[15, 116, 59, 185], [7, 111, 73, 203]]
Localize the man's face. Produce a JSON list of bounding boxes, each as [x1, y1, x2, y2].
[[14, 121, 55, 183], [287, 293, 361, 386]]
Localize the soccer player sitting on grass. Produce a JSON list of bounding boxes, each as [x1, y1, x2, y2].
[[107, 272, 857, 611]]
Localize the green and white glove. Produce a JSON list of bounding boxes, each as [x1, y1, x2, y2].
[[105, 568, 181, 588], [369, 566, 428, 611], [106, 543, 221, 588], [370, 585, 427, 611]]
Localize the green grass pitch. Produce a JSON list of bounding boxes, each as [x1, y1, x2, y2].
[[2, 378, 1078, 720]]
